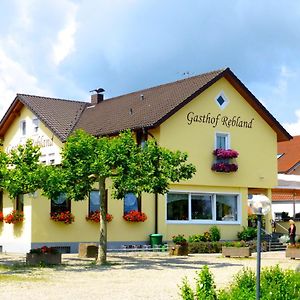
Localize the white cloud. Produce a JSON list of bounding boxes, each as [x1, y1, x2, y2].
[[52, 2, 78, 66], [0, 47, 49, 120], [283, 110, 300, 136]]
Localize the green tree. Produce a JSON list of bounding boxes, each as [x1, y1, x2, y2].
[[5, 140, 43, 198], [42, 129, 196, 264], [0, 151, 8, 189]]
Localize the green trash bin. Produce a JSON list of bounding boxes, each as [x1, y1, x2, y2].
[[150, 234, 163, 248]]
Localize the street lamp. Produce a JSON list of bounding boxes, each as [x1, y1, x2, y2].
[[248, 194, 271, 300]]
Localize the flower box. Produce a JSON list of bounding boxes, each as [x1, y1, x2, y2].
[[50, 211, 74, 224], [286, 246, 300, 259], [26, 252, 62, 265], [86, 211, 113, 223], [4, 210, 24, 224], [211, 162, 238, 172], [169, 244, 189, 256], [212, 148, 239, 173], [123, 210, 147, 222], [222, 246, 251, 258]]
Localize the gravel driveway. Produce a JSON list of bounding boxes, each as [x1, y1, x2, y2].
[[0, 251, 298, 300]]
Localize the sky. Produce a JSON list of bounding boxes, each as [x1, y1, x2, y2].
[[1, 0, 300, 135]]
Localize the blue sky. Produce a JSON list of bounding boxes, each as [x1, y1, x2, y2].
[[1, 0, 300, 134]]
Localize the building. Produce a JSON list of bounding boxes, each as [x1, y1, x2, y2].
[[0, 68, 291, 253], [272, 137, 300, 221]]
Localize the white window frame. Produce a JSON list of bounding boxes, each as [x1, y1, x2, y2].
[[215, 132, 230, 149], [166, 190, 241, 225], [215, 91, 229, 110], [20, 120, 26, 136], [32, 117, 39, 134]]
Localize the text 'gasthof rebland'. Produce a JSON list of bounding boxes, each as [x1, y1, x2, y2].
[[186, 112, 254, 129]]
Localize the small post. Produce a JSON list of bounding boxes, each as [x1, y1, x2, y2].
[[256, 213, 262, 300]]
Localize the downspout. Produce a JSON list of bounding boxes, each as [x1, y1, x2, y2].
[[143, 128, 159, 234]]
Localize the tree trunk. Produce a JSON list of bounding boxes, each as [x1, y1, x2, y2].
[[97, 176, 107, 264]]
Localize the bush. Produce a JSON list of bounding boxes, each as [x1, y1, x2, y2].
[[179, 266, 217, 300], [237, 227, 257, 241], [209, 226, 221, 242], [188, 242, 223, 254], [188, 234, 207, 243], [180, 265, 300, 300]]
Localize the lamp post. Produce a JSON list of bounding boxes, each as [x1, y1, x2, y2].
[[248, 194, 271, 300]]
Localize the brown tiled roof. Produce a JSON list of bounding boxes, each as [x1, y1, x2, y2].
[[75, 69, 226, 136], [0, 68, 292, 143], [278, 135, 300, 173], [0, 94, 87, 141], [75, 68, 292, 143]]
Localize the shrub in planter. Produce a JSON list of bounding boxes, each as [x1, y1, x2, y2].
[[170, 234, 188, 256], [27, 246, 61, 265], [286, 243, 300, 259]]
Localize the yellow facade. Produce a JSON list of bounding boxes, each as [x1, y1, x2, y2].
[[0, 76, 278, 252]]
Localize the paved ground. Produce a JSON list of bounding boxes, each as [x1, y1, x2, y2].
[[0, 251, 298, 300]]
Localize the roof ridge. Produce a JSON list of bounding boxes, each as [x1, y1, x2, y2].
[[105, 68, 227, 102], [17, 93, 88, 105]]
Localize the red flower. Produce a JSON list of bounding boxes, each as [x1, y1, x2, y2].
[[50, 211, 75, 224], [30, 246, 58, 254], [0, 211, 3, 222], [4, 210, 24, 224], [123, 210, 147, 222], [211, 162, 238, 172], [213, 148, 239, 159], [86, 211, 113, 223]]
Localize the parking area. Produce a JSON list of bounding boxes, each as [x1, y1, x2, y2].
[[0, 251, 298, 300]]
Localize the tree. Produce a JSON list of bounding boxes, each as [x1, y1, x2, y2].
[[0, 151, 8, 190], [5, 140, 43, 199], [42, 129, 196, 264]]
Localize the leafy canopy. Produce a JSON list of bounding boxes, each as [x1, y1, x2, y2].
[[5, 140, 43, 198], [42, 129, 196, 201]]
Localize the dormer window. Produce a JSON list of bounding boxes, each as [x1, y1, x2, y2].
[[20, 120, 26, 136]]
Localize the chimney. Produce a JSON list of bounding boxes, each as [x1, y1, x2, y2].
[[91, 93, 104, 104]]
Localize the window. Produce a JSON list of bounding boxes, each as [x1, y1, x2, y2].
[[89, 190, 100, 213], [215, 91, 229, 109], [216, 194, 237, 221], [167, 193, 188, 220], [16, 194, 24, 211], [49, 153, 55, 165], [32, 118, 39, 133], [124, 193, 141, 214], [51, 193, 70, 213], [215, 132, 229, 149], [136, 130, 147, 148], [88, 190, 108, 213], [191, 194, 212, 220], [167, 192, 239, 223], [20, 120, 26, 136], [40, 155, 47, 164]]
